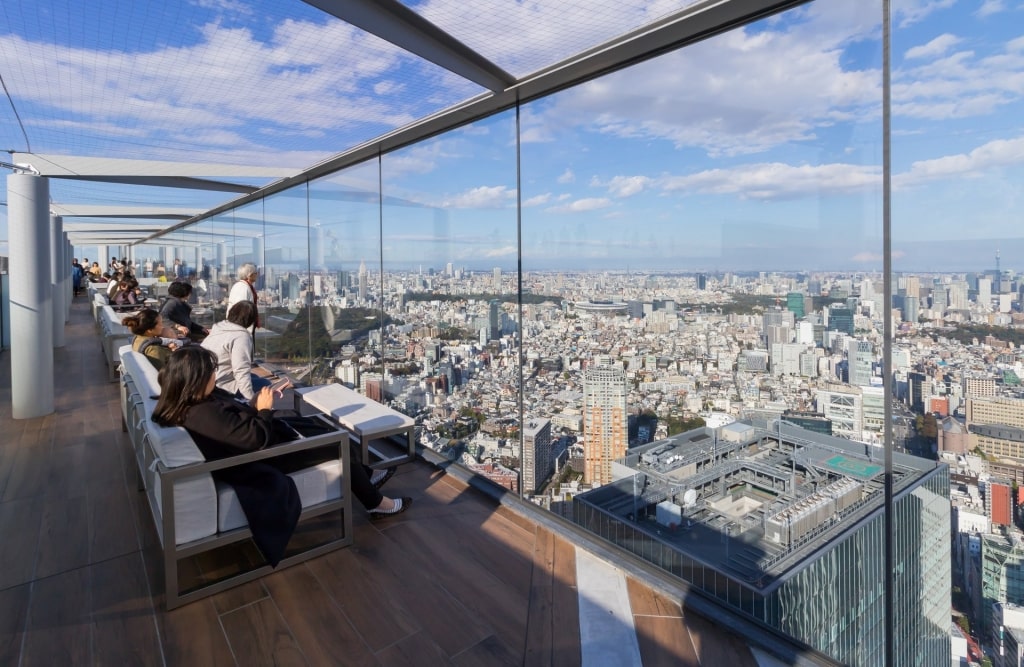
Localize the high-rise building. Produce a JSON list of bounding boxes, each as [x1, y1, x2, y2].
[[826, 305, 854, 335], [908, 371, 928, 414], [816, 384, 863, 439], [358, 259, 368, 301], [978, 277, 993, 309], [850, 340, 873, 387], [785, 291, 805, 318], [583, 363, 627, 486], [931, 278, 947, 312], [493, 267, 502, 293], [696, 273, 707, 290], [574, 422, 950, 665], [901, 295, 919, 323], [488, 299, 501, 341], [522, 418, 552, 495]]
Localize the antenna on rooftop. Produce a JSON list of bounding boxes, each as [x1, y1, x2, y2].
[[996, 248, 1001, 276]]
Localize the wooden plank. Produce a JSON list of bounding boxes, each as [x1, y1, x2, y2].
[[21, 565, 91, 665], [35, 495, 90, 579], [685, 611, 759, 667], [0, 496, 44, 589], [157, 598, 235, 667], [633, 615, 701, 667], [220, 597, 308, 667], [351, 519, 493, 658], [90, 482, 143, 563], [45, 441, 90, 499], [550, 532, 581, 667], [264, 564, 381, 667], [90, 553, 163, 666], [1, 419, 53, 502], [524, 526, 555, 667], [451, 634, 520, 667], [0, 583, 30, 667], [375, 630, 450, 667], [626, 577, 684, 618], [305, 541, 420, 652]]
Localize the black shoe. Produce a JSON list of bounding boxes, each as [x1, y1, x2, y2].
[[368, 497, 412, 520], [370, 466, 397, 490]]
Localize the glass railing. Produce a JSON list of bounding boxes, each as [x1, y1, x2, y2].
[[128, 0, 1024, 662]]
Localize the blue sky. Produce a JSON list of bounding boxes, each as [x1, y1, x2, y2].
[[0, 0, 1022, 272]]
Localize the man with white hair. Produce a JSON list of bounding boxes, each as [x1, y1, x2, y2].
[[227, 263, 260, 344]]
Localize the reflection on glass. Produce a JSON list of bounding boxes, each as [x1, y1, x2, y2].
[[381, 112, 519, 487], [307, 160, 382, 387], [260, 187, 311, 374]]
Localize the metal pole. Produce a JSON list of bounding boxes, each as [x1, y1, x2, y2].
[[882, 1, 895, 664]]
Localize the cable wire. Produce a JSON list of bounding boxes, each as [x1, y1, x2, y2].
[[0, 70, 31, 152]]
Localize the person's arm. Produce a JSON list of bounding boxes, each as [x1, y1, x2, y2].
[[186, 391, 276, 454], [230, 336, 256, 400]]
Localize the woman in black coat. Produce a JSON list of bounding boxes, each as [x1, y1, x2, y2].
[[151, 347, 410, 565]]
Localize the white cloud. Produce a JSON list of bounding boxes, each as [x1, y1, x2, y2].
[[441, 185, 515, 209], [976, 0, 1007, 17], [482, 246, 517, 258], [557, 168, 575, 184], [547, 198, 613, 213], [905, 34, 961, 60], [603, 175, 652, 198], [895, 136, 1024, 186], [523, 193, 552, 207], [660, 162, 879, 200]]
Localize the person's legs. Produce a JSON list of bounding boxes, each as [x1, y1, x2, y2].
[[349, 443, 385, 509]]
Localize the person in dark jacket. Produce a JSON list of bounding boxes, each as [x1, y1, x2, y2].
[[151, 347, 409, 565], [160, 281, 209, 342]]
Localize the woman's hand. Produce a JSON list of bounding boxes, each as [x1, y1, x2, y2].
[[176, 324, 189, 336], [255, 386, 274, 411]]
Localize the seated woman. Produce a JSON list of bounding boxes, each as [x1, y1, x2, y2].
[[122, 308, 183, 370], [160, 281, 209, 342], [111, 279, 142, 310], [201, 301, 271, 401], [151, 348, 409, 565]]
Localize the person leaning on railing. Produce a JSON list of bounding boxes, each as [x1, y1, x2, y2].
[[150, 347, 411, 562], [160, 281, 210, 342]]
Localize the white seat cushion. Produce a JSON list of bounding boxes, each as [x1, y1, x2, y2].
[[216, 459, 343, 532]]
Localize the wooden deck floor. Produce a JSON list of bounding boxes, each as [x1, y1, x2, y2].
[[0, 295, 761, 666]]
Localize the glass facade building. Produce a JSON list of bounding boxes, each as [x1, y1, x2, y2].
[[572, 433, 950, 666]]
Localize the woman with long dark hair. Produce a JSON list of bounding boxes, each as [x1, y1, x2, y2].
[[123, 308, 182, 370], [152, 347, 409, 564]]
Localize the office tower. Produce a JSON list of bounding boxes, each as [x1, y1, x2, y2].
[[908, 371, 928, 414], [949, 281, 969, 310], [808, 278, 822, 296], [851, 340, 873, 386], [696, 273, 707, 290], [488, 299, 501, 341], [826, 306, 854, 335], [445, 262, 454, 276], [815, 384, 863, 439], [522, 418, 553, 495], [493, 267, 502, 293], [861, 385, 885, 432], [358, 259, 368, 301], [905, 297, 921, 325], [978, 277, 992, 309], [902, 275, 920, 300], [981, 535, 1024, 633], [931, 279, 947, 312], [583, 363, 627, 486], [785, 291, 805, 318], [574, 422, 950, 665]]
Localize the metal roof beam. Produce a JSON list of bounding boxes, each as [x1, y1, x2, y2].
[[302, 0, 515, 93]]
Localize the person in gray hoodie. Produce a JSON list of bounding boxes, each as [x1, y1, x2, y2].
[[201, 300, 268, 400]]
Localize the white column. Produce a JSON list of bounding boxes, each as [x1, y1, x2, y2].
[[252, 236, 264, 266], [97, 245, 108, 272], [8, 173, 54, 418], [50, 215, 65, 348]]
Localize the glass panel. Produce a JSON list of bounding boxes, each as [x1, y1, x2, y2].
[[380, 112, 519, 476], [307, 159, 382, 387], [261, 186, 311, 373]]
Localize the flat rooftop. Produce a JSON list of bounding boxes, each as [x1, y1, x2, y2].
[[582, 423, 942, 592]]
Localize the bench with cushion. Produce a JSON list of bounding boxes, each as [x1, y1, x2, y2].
[[99, 305, 134, 381], [118, 346, 353, 609]]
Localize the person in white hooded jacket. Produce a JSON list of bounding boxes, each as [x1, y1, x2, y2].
[[201, 300, 265, 400]]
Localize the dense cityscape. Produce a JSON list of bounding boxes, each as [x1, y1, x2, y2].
[[168, 254, 1020, 664]]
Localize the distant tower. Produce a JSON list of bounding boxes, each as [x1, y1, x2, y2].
[[996, 248, 1001, 277], [493, 267, 502, 293], [583, 363, 627, 486], [358, 259, 368, 301], [522, 418, 553, 495]]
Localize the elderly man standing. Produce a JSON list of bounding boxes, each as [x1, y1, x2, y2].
[[227, 263, 260, 346]]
